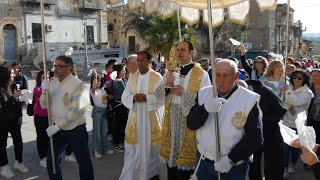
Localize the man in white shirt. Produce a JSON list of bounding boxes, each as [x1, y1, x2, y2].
[[120, 51, 165, 180], [40, 56, 94, 180]]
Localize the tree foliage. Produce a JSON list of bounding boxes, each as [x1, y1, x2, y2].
[[194, 12, 249, 50], [124, 11, 196, 57], [123, 9, 249, 56]]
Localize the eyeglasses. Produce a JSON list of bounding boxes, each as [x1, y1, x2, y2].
[[54, 65, 69, 69], [255, 61, 263, 64], [293, 76, 303, 80]]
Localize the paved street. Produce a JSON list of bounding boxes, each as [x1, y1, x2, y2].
[[1, 79, 124, 180], [0, 79, 316, 180]]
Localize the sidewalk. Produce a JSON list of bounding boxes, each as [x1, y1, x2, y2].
[[1, 105, 124, 180], [1, 80, 124, 180]]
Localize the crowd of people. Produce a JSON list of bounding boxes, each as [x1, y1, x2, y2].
[[0, 41, 320, 180]]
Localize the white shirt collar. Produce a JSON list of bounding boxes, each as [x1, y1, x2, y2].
[[181, 62, 193, 68]]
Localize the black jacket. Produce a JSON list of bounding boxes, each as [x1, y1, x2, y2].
[[307, 86, 320, 127], [246, 80, 287, 139], [0, 87, 22, 120], [311, 162, 320, 180], [187, 84, 263, 163]]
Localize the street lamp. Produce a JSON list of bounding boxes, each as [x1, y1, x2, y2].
[[82, 17, 88, 77]]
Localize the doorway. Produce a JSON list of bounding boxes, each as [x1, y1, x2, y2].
[[3, 24, 17, 60], [128, 36, 135, 53]]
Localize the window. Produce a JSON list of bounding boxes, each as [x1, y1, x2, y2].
[[32, 23, 42, 43], [108, 24, 113, 32], [128, 36, 135, 52], [86, 26, 94, 44]]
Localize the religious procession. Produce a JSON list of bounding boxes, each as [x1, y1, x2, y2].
[[0, 0, 320, 180]]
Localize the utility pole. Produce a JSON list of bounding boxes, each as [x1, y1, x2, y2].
[[83, 18, 88, 77]]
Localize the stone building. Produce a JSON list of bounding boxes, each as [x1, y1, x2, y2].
[[0, 0, 109, 67], [276, 3, 303, 60], [244, 0, 277, 57], [0, 0, 24, 65], [226, 1, 304, 60], [69, 1, 305, 62], [107, 5, 148, 54]]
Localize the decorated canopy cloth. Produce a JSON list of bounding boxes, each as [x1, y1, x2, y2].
[[110, 0, 276, 27]]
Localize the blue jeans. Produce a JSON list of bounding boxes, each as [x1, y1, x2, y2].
[[196, 152, 249, 180], [91, 106, 108, 154], [47, 125, 94, 180]]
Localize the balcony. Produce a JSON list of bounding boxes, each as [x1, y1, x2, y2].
[[276, 18, 285, 26], [290, 20, 301, 28], [79, 0, 102, 11], [22, 0, 56, 6]]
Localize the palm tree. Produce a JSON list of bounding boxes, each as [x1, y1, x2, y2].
[[124, 11, 196, 57], [123, 9, 248, 57]]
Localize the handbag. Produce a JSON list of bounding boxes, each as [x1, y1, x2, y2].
[[27, 95, 34, 116]]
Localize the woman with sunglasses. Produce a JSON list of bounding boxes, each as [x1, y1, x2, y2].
[[282, 70, 313, 178], [240, 44, 268, 80]]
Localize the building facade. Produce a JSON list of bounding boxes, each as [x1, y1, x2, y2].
[[107, 5, 148, 54], [276, 3, 303, 60], [245, 0, 277, 53], [0, 0, 109, 65]]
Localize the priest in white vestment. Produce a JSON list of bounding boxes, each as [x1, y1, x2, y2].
[[120, 51, 165, 180]]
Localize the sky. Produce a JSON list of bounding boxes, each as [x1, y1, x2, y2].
[[277, 0, 319, 33]]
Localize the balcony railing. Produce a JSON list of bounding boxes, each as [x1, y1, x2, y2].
[[0, 0, 19, 5], [21, 0, 56, 5], [79, 0, 102, 10]]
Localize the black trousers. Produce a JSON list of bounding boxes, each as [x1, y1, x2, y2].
[[34, 115, 49, 160], [0, 118, 23, 166], [314, 125, 320, 144], [249, 132, 284, 180], [112, 105, 128, 145], [47, 125, 94, 180], [65, 145, 73, 156], [167, 166, 194, 180]]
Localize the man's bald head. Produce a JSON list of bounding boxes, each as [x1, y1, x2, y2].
[[126, 54, 138, 74], [216, 59, 238, 74], [215, 59, 239, 95], [127, 54, 137, 62]]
